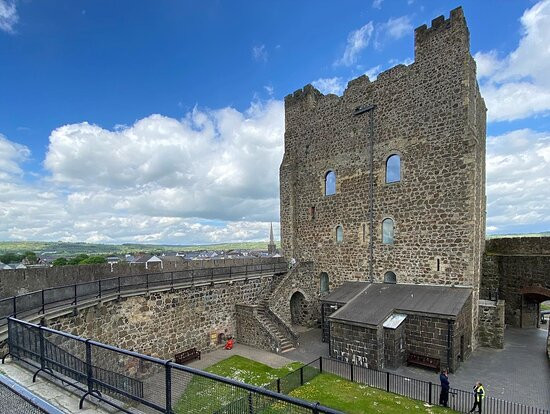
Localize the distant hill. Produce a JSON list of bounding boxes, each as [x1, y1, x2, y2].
[[0, 241, 279, 257]]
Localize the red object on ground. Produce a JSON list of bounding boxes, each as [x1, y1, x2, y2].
[[224, 338, 234, 350]]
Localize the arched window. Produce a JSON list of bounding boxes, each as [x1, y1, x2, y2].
[[336, 225, 343, 243], [386, 154, 401, 183], [325, 171, 336, 195], [382, 218, 394, 244], [384, 271, 397, 284], [320, 272, 329, 294]]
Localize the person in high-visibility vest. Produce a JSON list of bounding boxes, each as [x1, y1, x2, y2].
[[469, 381, 485, 413]]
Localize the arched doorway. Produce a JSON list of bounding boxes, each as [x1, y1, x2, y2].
[[520, 286, 550, 328], [290, 291, 308, 325]]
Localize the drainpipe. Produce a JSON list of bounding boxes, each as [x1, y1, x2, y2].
[[354, 104, 376, 282]]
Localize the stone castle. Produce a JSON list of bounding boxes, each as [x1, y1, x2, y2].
[[1, 6, 549, 384], [279, 7, 486, 370]]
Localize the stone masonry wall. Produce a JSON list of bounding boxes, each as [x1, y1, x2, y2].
[[330, 322, 383, 369], [44, 277, 273, 359], [235, 304, 278, 353], [280, 8, 485, 348], [0, 257, 285, 298], [268, 262, 319, 327], [478, 299, 505, 349]]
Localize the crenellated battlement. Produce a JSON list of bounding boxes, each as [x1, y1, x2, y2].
[[414, 7, 469, 62]]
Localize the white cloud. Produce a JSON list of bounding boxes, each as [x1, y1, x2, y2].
[[372, 0, 383, 9], [0, 101, 285, 244], [312, 77, 345, 95], [252, 44, 268, 62], [0, 0, 17, 33], [0, 133, 29, 179], [475, 0, 550, 121], [364, 65, 381, 81], [335, 22, 374, 67], [486, 129, 550, 231], [374, 16, 413, 50]]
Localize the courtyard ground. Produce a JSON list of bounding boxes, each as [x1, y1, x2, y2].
[[285, 326, 550, 410], [184, 354, 455, 414]]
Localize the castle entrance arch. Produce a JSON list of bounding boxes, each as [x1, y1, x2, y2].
[[520, 286, 550, 328], [290, 291, 308, 325]]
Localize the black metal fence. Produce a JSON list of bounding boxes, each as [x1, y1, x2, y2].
[[3, 318, 342, 414], [308, 357, 549, 414], [0, 373, 65, 414], [0, 262, 288, 328]]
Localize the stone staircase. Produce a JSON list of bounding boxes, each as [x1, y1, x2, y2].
[[256, 299, 296, 353]]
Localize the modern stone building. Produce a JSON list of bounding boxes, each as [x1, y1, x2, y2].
[[279, 7, 486, 371]]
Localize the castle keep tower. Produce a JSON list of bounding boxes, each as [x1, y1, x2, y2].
[[279, 7, 486, 356]]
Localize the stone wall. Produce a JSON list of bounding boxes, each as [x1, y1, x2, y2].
[[383, 324, 406, 369], [478, 299, 505, 349], [235, 304, 278, 353], [43, 277, 273, 359], [279, 8, 485, 348], [481, 242, 550, 327], [330, 322, 382, 369], [268, 262, 319, 327], [486, 237, 550, 255], [0, 257, 285, 298]]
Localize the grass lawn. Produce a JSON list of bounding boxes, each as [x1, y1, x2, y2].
[[541, 301, 550, 311], [173, 355, 302, 414], [290, 372, 456, 414], [175, 356, 458, 413]]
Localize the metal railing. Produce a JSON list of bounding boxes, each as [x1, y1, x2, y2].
[[3, 318, 342, 414], [0, 261, 288, 328], [315, 357, 549, 414], [0, 373, 65, 414]]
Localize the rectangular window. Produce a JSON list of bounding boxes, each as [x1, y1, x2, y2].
[[437, 258, 440, 272]]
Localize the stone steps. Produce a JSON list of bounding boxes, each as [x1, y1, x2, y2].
[[256, 303, 296, 354]]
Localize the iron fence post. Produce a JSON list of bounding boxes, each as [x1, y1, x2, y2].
[[12, 296, 16, 318], [300, 366, 304, 386], [98, 280, 102, 299], [41, 290, 45, 314], [117, 277, 121, 296], [312, 402, 320, 414], [248, 392, 253, 414], [350, 363, 354, 382], [277, 378, 280, 393], [429, 382, 432, 405], [319, 357, 323, 374], [165, 362, 172, 414], [386, 371, 390, 392], [38, 326, 45, 371], [146, 274, 149, 291], [85, 340, 93, 394]]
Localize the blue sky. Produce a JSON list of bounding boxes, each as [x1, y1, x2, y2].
[[0, 0, 549, 244]]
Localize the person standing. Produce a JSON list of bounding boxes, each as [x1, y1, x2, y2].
[[439, 369, 450, 407], [469, 381, 485, 413]]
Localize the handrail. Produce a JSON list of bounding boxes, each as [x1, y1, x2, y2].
[[5, 317, 342, 414], [0, 261, 288, 328]]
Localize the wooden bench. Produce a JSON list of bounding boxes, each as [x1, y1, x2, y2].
[[407, 352, 440, 371], [175, 348, 201, 364]]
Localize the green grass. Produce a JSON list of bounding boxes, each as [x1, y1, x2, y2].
[[541, 302, 550, 311], [173, 356, 302, 414], [174, 356, 456, 414], [0, 240, 280, 257], [290, 372, 455, 414]]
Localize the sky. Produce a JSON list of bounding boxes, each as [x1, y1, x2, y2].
[[0, 0, 549, 245]]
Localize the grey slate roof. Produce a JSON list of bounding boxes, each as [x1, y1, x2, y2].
[[320, 281, 369, 304], [329, 283, 472, 327]]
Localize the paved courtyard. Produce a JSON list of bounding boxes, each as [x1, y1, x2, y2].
[[286, 325, 550, 410]]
